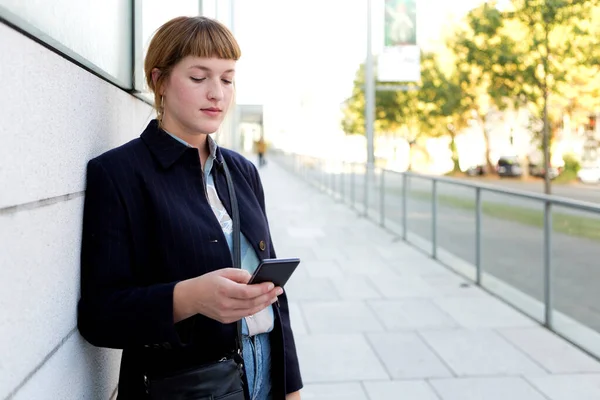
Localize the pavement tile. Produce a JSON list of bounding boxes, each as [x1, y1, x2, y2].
[[429, 377, 547, 400], [498, 327, 600, 373], [525, 374, 600, 400], [295, 334, 389, 383], [366, 332, 454, 379], [329, 276, 383, 300], [432, 296, 537, 328], [419, 273, 487, 298], [368, 275, 438, 299], [285, 277, 340, 302], [287, 227, 326, 239], [419, 329, 547, 376], [276, 244, 320, 263], [304, 260, 345, 279], [363, 380, 440, 399], [301, 301, 385, 334], [288, 302, 308, 336], [310, 250, 349, 263], [301, 383, 368, 400], [368, 299, 459, 331], [340, 259, 397, 276], [374, 243, 426, 261], [388, 261, 448, 276]]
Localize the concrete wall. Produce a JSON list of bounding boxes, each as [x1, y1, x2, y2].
[[0, 22, 154, 400]]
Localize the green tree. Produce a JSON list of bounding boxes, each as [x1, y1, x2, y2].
[[417, 53, 469, 172], [447, 2, 522, 174], [341, 62, 413, 136], [341, 52, 467, 171], [447, 0, 600, 188], [499, 0, 600, 193]]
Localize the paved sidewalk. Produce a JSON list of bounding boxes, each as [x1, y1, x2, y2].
[[258, 159, 600, 400]]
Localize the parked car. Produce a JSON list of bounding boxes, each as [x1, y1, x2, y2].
[[529, 163, 562, 180], [577, 167, 600, 184], [465, 164, 486, 176], [496, 156, 523, 177]]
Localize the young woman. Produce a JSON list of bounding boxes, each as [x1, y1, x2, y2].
[[77, 16, 302, 400]]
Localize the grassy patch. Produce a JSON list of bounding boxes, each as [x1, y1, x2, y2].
[[408, 190, 600, 242], [443, 170, 466, 178], [553, 169, 578, 185]]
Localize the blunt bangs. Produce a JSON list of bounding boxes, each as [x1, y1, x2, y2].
[[180, 17, 241, 61]]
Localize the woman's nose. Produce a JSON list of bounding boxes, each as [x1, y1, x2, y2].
[[207, 79, 224, 100]]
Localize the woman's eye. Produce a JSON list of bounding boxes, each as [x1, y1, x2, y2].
[[222, 79, 233, 85], [190, 77, 206, 82]]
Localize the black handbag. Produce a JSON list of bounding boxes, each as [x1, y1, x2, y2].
[[146, 160, 247, 400]]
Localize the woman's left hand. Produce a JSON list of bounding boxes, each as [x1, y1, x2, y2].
[[286, 391, 301, 400]]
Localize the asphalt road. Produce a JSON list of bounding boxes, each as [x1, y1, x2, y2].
[[383, 172, 600, 219], [295, 164, 600, 334]]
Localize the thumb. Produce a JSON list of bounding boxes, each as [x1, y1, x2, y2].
[[218, 268, 252, 284]]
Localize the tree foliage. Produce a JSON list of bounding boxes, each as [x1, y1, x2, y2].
[[341, 52, 467, 169], [341, 0, 600, 176]]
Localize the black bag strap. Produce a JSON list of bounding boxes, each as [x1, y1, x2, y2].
[[222, 160, 244, 357]]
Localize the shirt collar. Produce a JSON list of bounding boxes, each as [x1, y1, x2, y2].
[[140, 119, 223, 169], [163, 128, 218, 159]]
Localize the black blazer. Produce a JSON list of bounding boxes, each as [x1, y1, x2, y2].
[[77, 120, 302, 399]]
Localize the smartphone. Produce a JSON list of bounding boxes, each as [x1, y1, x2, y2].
[[248, 258, 300, 288]]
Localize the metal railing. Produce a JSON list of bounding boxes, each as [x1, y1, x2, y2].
[[276, 151, 600, 360]]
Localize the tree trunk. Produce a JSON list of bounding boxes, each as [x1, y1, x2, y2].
[[480, 117, 494, 173], [543, 90, 552, 194], [449, 132, 461, 172], [542, 19, 552, 195]]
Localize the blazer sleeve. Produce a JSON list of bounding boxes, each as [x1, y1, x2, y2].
[[250, 164, 304, 394], [77, 158, 182, 349]]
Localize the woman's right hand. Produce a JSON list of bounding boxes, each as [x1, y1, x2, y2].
[[173, 268, 282, 324]]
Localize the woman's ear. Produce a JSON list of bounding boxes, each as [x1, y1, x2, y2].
[[151, 68, 162, 92]]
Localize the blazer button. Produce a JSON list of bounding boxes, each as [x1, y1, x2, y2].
[[259, 240, 266, 251]]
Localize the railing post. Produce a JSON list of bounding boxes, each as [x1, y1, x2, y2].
[[335, 162, 340, 201], [322, 159, 326, 192], [303, 156, 307, 181], [326, 161, 331, 194], [544, 200, 553, 328], [329, 162, 334, 196], [432, 179, 437, 259], [331, 163, 335, 197], [305, 156, 309, 181], [402, 174, 408, 240], [341, 161, 345, 203], [351, 163, 355, 210], [364, 163, 369, 217], [380, 169, 385, 227], [475, 187, 482, 285], [318, 159, 323, 190]]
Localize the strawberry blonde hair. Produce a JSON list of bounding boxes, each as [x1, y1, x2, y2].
[[144, 16, 241, 122]]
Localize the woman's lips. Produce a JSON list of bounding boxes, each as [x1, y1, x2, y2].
[[201, 108, 221, 117]]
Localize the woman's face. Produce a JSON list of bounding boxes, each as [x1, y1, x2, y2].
[[159, 56, 236, 138]]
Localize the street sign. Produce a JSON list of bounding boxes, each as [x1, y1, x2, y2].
[[380, 0, 420, 83]]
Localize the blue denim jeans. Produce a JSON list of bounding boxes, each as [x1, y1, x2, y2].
[[242, 333, 272, 400]]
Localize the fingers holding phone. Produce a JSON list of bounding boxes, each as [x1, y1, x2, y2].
[[180, 268, 281, 324]]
